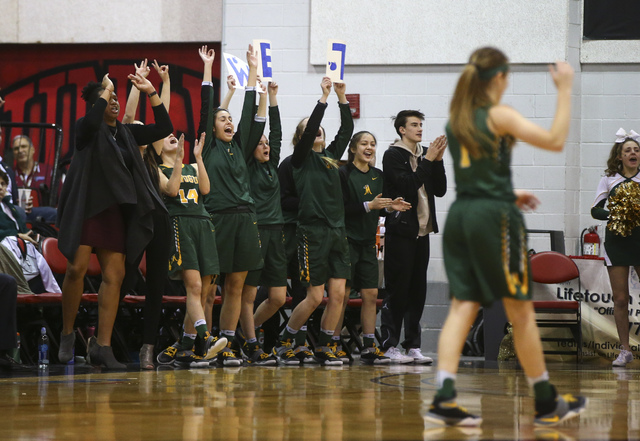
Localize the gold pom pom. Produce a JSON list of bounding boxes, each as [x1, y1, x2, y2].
[[607, 181, 640, 237]]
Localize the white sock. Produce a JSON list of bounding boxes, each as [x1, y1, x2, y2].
[[436, 370, 457, 389], [526, 371, 549, 388]]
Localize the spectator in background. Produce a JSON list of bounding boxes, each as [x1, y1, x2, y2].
[[11, 135, 57, 223], [380, 110, 447, 364]]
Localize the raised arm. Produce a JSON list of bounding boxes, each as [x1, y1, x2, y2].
[[76, 74, 114, 147], [326, 81, 354, 159], [490, 61, 574, 152], [122, 59, 150, 124], [291, 77, 331, 167], [220, 75, 236, 110], [152, 59, 171, 112], [193, 132, 210, 195], [268, 82, 282, 165], [159, 134, 185, 197], [236, 44, 260, 154], [126, 73, 173, 145], [197, 45, 216, 153]]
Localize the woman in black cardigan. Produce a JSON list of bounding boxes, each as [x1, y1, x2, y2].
[[56, 72, 172, 368]]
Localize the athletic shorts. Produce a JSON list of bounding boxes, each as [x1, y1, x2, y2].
[[347, 241, 379, 290], [283, 223, 299, 278], [297, 222, 350, 287], [169, 216, 219, 277], [245, 225, 287, 287], [443, 198, 531, 306], [210, 211, 263, 274]]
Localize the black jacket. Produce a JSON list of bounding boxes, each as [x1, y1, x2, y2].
[[382, 144, 446, 238]]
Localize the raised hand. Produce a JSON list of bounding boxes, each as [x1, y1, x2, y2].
[[425, 135, 447, 161], [321, 76, 332, 97], [390, 197, 411, 212], [101, 74, 114, 92], [549, 61, 574, 92], [199, 45, 215, 65], [127, 72, 154, 95], [333, 82, 346, 97], [247, 44, 258, 68], [258, 81, 267, 94], [134, 59, 150, 79], [193, 132, 206, 159], [175, 133, 185, 163], [226, 75, 237, 90], [152, 59, 169, 82], [268, 81, 278, 97]]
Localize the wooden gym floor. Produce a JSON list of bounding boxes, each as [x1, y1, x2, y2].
[[0, 357, 638, 441]]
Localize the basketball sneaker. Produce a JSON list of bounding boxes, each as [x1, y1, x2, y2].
[[534, 388, 588, 426], [203, 334, 228, 360], [245, 343, 278, 366], [157, 342, 181, 365], [330, 342, 352, 364], [424, 394, 482, 427], [612, 349, 633, 367], [174, 350, 210, 368], [273, 339, 300, 365], [216, 340, 242, 367], [293, 345, 317, 364], [360, 345, 391, 365], [314, 345, 343, 366]]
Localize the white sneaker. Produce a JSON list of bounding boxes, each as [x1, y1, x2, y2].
[[612, 349, 633, 367], [406, 348, 433, 364], [385, 346, 413, 364]]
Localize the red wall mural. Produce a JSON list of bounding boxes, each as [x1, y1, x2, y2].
[[0, 43, 222, 169]]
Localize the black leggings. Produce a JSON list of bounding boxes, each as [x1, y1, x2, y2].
[[122, 211, 172, 345]]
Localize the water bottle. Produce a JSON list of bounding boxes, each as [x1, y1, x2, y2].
[[38, 327, 49, 369]]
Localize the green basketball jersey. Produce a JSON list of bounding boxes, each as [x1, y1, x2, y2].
[[160, 163, 209, 218], [445, 106, 516, 202], [340, 163, 384, 244]]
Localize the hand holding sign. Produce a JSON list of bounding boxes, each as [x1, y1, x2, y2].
[[326, 39, 346, 83], [253, 40, 273, 82]]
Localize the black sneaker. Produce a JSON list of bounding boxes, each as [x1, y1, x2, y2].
[[216, 341, 242, 367], [245, 344, 278, 366], [293, 345, 317, 364], [534, 390, 588, 426], [272, 339, 300, 365], [314, 345, 342, 366], [360, 345, 391, 365], [157, 342, 181, 365], [330, 342, 352, 364], [174, 350, 210, 368], [203, 335, 228, 360], [424, 394, 482, 427]]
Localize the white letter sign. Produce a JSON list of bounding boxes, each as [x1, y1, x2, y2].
[[326, 39, 346, 83]]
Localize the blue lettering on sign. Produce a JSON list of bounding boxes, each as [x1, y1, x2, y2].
[[228, 56, 249, 87], [332, 43, 346, 80], [260, 42, 272, 78]]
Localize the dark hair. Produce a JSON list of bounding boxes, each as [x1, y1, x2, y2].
[[143, 144, 162, 194], [81, 81, 104, 104], [393, 110, 425, 137], [606, 138, 640, 177], [0, 169, 8, 185], [292, 117, 325, 147], [348, 131, 377, 164], [450, 46, 511, 159]]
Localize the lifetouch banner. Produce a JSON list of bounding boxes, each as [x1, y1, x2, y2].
[[0, 43, 221, 165], [533, 256, 640, 361]]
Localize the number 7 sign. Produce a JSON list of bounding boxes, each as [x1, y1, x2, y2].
[[326, 39, 346, 83]]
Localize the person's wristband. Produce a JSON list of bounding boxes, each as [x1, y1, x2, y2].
[[148, 91, 158, 98]]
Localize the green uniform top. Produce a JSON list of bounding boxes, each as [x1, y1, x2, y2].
[[339, 163, 384, 245], [291, 101, 354, 227], [247, 105, 284, 226], [198, 84, 266, 213], [445, 106, 516, 202], [159, 163, 209, 218]]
